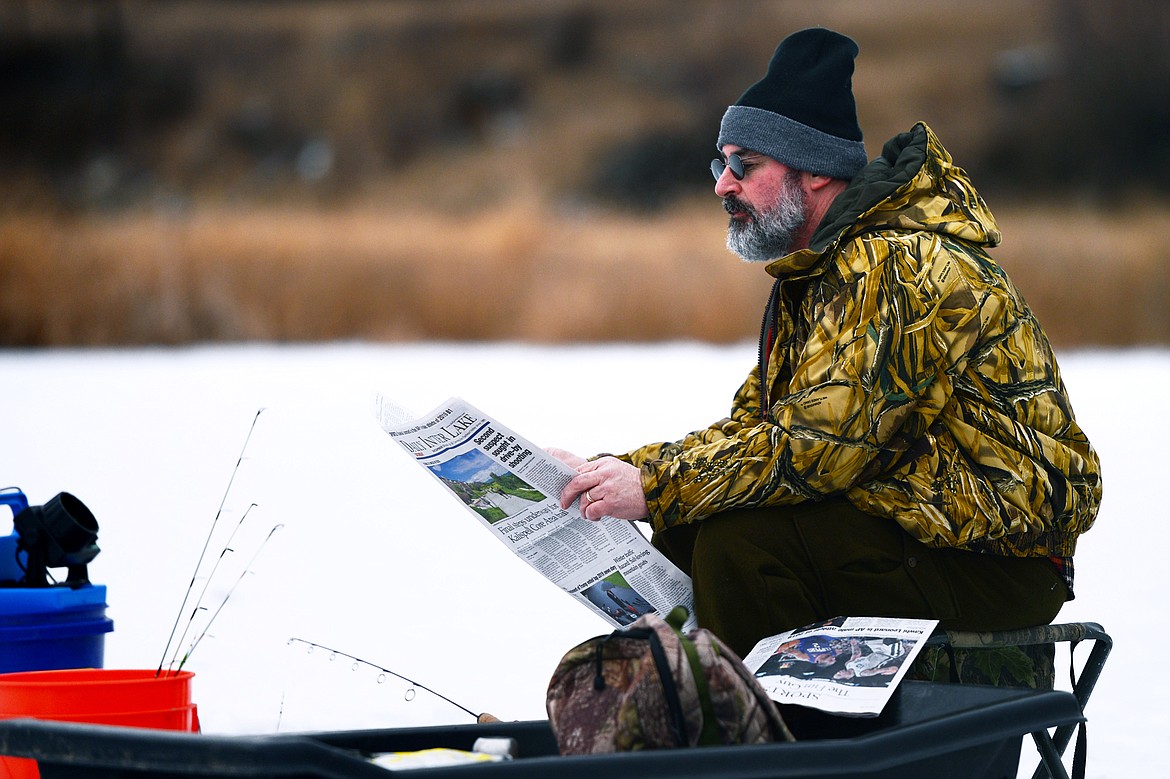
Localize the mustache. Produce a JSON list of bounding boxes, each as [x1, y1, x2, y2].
[[723, 196, 755, 217]]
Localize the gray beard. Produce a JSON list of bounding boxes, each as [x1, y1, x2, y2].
[[725, 172, 807, 263]]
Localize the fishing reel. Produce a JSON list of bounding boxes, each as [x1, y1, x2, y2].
[[12, 492, 100, 588]]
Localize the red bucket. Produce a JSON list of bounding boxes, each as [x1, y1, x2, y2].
[[0, 668, 198, 779], [50, 704, 197, 730]]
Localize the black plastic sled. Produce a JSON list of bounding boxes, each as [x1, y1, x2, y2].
[[0, 681, 1086, 779]]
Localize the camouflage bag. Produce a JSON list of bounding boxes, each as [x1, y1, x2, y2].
[[546, 606, 793, 754]]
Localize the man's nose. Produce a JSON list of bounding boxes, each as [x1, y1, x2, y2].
[[714, 167, 741, 198]]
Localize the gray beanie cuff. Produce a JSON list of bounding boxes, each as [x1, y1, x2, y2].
[[718, 105, 868, 181]]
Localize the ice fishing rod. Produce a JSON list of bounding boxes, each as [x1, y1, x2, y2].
[[286, 638, 498, 723], [172, 522, 284, 672], [157, 408, 265, 677], [164, 502, 258, 672]]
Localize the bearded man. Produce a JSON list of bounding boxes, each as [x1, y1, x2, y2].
[[552, 28, 1101, 658]]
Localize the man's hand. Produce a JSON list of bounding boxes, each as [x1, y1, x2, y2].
[[559, 455, 650, 522], [546, 447, 587, 469]]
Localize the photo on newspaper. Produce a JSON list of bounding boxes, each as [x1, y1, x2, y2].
[[426, 449, 547, 525], [741, 616, 939, 717], [375, 395, 697, 632]]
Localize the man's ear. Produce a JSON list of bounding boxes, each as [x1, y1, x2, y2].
[[803, 172, 838, 192]]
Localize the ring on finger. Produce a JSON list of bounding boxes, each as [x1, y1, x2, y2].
[[586, 490, 595, 502]]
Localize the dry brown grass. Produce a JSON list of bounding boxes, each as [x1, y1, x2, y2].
[[0, 199, 757, 345], [2, 196, 1166, 347]]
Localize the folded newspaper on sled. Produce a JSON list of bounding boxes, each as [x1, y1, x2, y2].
[[742, 616, 938, 717]]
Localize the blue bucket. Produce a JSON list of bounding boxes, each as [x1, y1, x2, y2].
[[0, 489, 114, 673]]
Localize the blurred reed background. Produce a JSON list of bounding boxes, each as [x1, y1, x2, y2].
[[1, 0, 1167, 347]]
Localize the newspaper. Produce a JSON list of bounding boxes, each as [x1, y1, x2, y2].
[[742, 616, 939, 717], [375, 396, 697, 632]]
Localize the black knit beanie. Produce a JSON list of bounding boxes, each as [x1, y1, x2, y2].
[[718, 28, 868, 180]]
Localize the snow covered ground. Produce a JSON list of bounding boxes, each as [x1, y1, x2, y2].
[[2, 342, 1166, 778]]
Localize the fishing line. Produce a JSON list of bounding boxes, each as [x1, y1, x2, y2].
[[286, 638, 484, 721], [176, 522, 284, 672], [157, 408, 265, 677]]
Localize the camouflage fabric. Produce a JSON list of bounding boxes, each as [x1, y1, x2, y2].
[[909, 643, 1056, 689], [622, 123, 1101, 561], [907, 623, 1107, 689], [546, 607, 792, 754]]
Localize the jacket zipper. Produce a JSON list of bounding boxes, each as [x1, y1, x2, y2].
[[757, 278, 782, 423]]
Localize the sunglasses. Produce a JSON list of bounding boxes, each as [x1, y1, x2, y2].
[[710, 152, 756, 181]]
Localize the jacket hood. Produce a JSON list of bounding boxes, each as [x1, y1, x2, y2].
[[768, 123, 1001, 277]]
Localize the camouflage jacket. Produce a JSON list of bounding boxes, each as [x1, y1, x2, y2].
[[622, 123, 1101, 559]]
